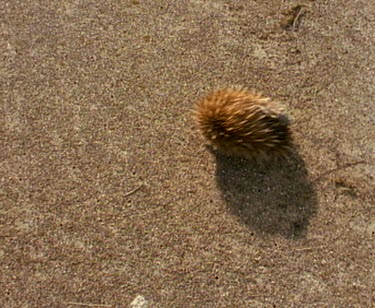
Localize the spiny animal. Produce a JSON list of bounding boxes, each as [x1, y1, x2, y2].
[[193, 87, 293, 160]]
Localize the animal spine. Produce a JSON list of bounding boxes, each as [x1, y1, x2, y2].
[[193, 87, 292, 160]]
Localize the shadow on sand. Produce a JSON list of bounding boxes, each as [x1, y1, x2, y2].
[[214, 148, 318, 238]]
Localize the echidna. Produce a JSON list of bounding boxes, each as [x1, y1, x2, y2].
[[193, 87, 292, 160]]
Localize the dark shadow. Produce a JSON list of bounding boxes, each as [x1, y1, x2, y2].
[[213, 147, 318, 238]]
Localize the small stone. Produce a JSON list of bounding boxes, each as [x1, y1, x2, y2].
[[130, 295, 149, 308]]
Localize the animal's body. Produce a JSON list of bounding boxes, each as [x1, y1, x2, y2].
[[194, 87, 292, 160]]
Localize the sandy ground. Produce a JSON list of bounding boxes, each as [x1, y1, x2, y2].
[[1, 0, 374, 307]]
